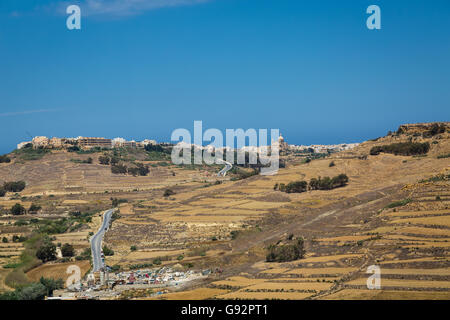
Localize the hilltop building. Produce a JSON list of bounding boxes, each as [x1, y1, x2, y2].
[[77, 137, 112, 149], [49, 137, 63, 148], [17, 141, 32, 150], [32, 136, 49, 148], [278, 134, 289, 152], [16, 135, 159, 151]]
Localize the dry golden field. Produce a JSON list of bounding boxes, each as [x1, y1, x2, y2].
[[0, 123, 449, 299]]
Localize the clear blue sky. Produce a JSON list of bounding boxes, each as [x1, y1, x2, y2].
[[0, 0, 449, 153]]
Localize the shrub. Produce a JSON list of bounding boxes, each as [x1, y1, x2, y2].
[[29, 204, 41, 214], [67, 146, 80, 152], [266, 238, 305, 262], [145, 144, 165, 153], [12, 235, 27, 242], [98, 155, 110, 165], [370, 142, 430, 156], [284, 181, 308, 193], [3, 181, 26, 192], [11, 203, 26, 216], [2, 237, 8, 243], [130, 245, 137, 251], [163, 189, 175, 197], [102, 245, 114, 256], [0, 155, 11, 163], [329, 161, 335, 167], [427, 123, 446, 137], [309, 174, 348, 190], [61, 243, 75, 257], [0, 188, 5, 197], [385, 198, 411, 209], [39, 277, 64, 297], [76, 248, 91, 261], [111, 164, 127, 174], [111, 198, 127, 207]]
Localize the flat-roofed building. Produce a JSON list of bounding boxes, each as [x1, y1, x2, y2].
[[112, 137, 126, 148], [32, 136, 49, 148], [49, 137, 63, 148], [123, 140, 136, 148], [17, 141, 32, 150], [78, 137, 112, 149], [138, 139, 157, 148]]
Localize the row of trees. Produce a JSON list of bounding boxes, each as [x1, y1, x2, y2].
[[36, 240, 75, 262], [99, 154, 150, 176], [111, 163, 150, 176], [2, 235, 27, 243], [370, 142, 430, 156], [0, 277, 64, 300], [274, 174, 349, 193], [1, 181, 26, 194], [10, 203, 41, 215], [99, 155, 119, 166]]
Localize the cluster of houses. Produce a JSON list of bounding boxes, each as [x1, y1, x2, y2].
[[17, 136, 157, 150], [288, 142, 360, 154], [52, 266, 209, 300]]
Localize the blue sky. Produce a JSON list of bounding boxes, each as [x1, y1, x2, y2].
[[0, 0, 449, 153]]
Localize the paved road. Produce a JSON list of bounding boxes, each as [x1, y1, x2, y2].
[[217, 159, 233, 177], [90, 209, 115, 272]]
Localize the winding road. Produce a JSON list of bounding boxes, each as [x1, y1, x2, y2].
[[217, 159, 233, 177], [90, 209, 115, 272]]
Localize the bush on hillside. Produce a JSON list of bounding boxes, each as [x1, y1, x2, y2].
[[61, 243, 75, 257], [370, 142, 430, 156], [36, 241, 57, 263], [266, 237, 305, 263], [0, 155, 11, 163], [11, 203, 26, 216], [3, 181, 26, 192]]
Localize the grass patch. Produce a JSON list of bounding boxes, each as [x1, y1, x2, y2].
[[4, 234, 44, 288], [12, 147, 49, 161], [370, 142, 430, 156], [385, 198, 412, 209]]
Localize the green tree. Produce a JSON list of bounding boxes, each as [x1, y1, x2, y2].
[[111, 164, 127, 174], [29, 204, 41, 214], [102, 245, 114, 256], [3, 181, 26, 192], [61, 243, 75, 257], [2, 237, 8, 243], [163, 189, 175, 197], [11, 203, 26, 216], [17, 283, 47, 300], [0, 188, 5, 197], [39, 277, 64, 297], [98, 155, 110, 165], [36, 241, 57, 262]]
